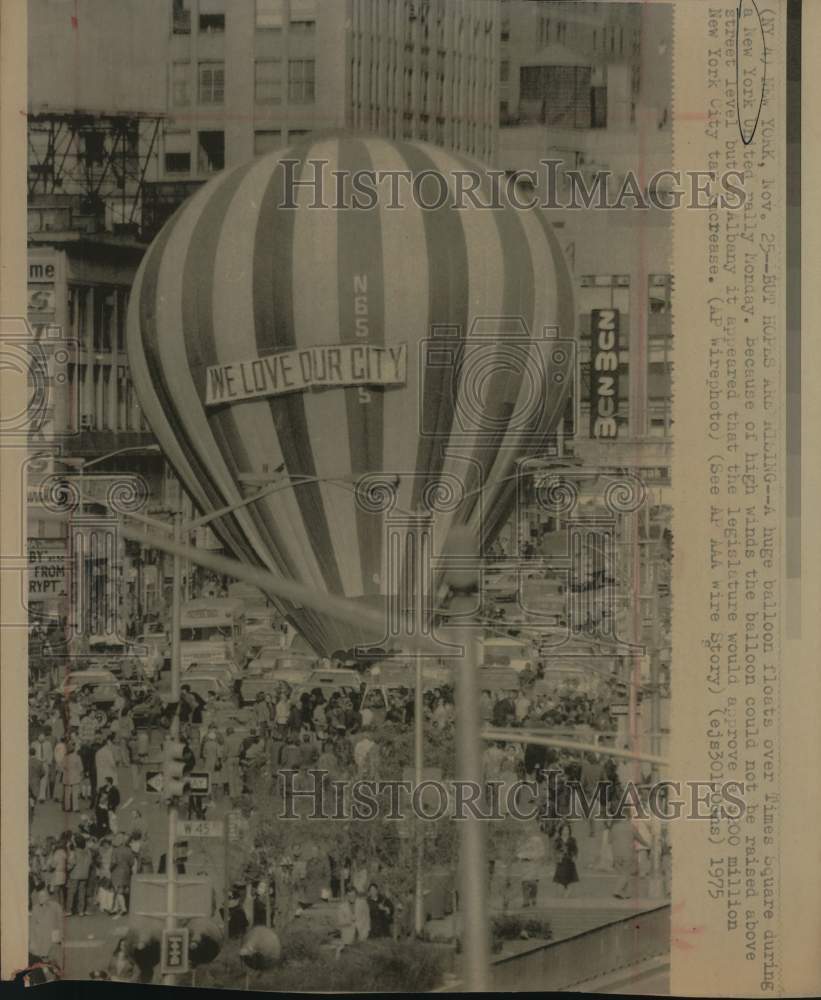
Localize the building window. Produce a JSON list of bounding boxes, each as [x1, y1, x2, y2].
[[171, 62, 191, 107], [254, 129, 282, 155], [199, 13, 225, 34], [500, 59, 510, 83], [591, 85, 607, 128], [198, 62, 225, 105], [116, 290, 128, 352], [290, 0, 316, 23], [82, 131, 105, 166], [93, 288, 115, 353], [198, 131, 225, 173], [256, 0, 283, 29], [254, 60, 282, 104], [165, 151, 191, 173], [289, 19, 315, 35], [287, 129, 311, 142], [288, 59, 315, 104], [172, 0, 191, 34], [520, 64, 594, 128], [73, 286, 91, 352]]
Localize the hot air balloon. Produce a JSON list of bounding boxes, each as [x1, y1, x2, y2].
[[127, 134, 575, 657]]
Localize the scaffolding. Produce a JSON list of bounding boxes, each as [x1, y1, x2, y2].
[[27, 108, 164, 235]]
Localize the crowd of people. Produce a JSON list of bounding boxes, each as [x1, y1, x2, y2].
[[27, 601, 670, 982]]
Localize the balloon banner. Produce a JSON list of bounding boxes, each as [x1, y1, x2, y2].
[[204, 342, 407, 406]]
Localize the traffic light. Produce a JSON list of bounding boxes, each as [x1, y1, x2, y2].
[[162, 739, 186, 802]]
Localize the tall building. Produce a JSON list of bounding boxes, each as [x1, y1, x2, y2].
[[155, 0, 499, 221], [497, 0, 673, 469]]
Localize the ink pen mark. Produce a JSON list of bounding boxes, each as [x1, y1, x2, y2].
[[736, 0, 767, 145]]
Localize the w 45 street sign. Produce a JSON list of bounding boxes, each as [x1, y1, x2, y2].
[[176, 820, 223, 839]]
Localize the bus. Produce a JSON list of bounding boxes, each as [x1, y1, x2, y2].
[[180, 598, 248, 671]]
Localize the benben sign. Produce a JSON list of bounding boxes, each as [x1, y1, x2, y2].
[[589, 308, 620, 440], [205, 342, 407, 406]]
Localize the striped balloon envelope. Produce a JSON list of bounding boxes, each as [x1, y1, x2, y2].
[[127, 134, 575, 657]]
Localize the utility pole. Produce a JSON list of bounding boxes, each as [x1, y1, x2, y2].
[[414, 647, 425, 937], [163, 512, 183, 986]]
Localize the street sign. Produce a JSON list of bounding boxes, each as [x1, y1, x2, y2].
[[176, 819, 224, 839], [160, 928, 190, 976], [145, 770, 164, 794], [188, 772, 210, 796], [130, 875, 212, 921]]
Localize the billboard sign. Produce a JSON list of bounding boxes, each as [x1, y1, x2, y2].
[[589, 308, 620, 439]]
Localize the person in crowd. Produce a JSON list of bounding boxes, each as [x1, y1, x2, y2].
[[49, 834, 69, 911], [94, 775, 121, 837], [62, 741, 84, 813], [352, 728, 378, 778], [94, 733, 118, 788], [514, 829, 545, 908], [129, 809, 148, 842], [110, 832, 134, 917], [223, 886, 250, 939], [298, 730, 316, 770], [366, 882, 394, 938], [29, 884, 64, 971], [579, 752, 605, 838], [274, 692, 291, 732], [66, 834, 92, 917], [32, 730, 54, 802], [280, 732, 301, 772], [336, 888, 370, 956], [492, 690, 516, 728], [610, 803, 650, 899], [552, 822, 580, 897], [29, 748, 45, 824], [224, 727, 244, 800], [514, 688, 532, 725], [179, 685, 206, 726]]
